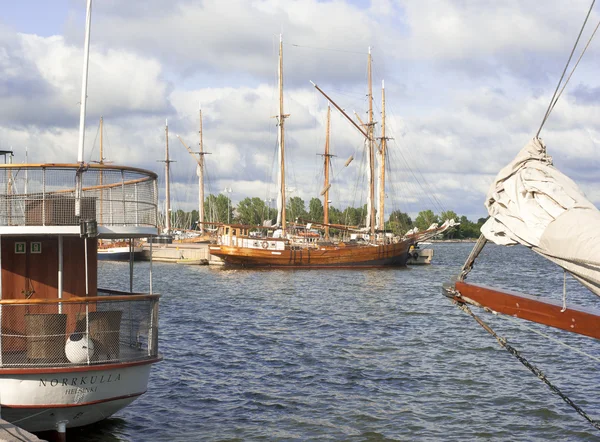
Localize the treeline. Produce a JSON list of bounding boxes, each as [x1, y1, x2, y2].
[[169, 194, 487, 239]]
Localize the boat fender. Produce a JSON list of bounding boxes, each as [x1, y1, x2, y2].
[[262, 241, 269, 249], [412, 252, 419, 260]]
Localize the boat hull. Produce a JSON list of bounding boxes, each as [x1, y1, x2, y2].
[[0, 360, 157, 432], [98, 247, 143, 261], [209, 240, 413, 268]]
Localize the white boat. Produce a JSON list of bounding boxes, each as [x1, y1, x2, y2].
[[98, 241, 143, 261], [0, 0, 161, 436]]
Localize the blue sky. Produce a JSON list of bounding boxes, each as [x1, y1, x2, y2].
[[1, 0, 600, 223]]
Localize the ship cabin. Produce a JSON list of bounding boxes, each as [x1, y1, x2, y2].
[[0, 163, 160, 368]]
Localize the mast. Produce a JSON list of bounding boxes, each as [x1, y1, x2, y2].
[[165, 119, 171, 234], [198, 106, 205, 235], [276, 34, 289, 235], [77, 0, 92, 164], [323, 104, 331, 240], [99, 116, 104, 224], [367, 47, 376, 237], [378, 80, 387, 232], [75, 0, 92, 217]]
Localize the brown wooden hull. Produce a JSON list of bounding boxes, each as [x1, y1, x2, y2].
[[209, 240, 413, 268]]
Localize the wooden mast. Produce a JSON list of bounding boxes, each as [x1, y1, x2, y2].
[[378, 80, 387, 232], [323, 104, 331, 240], [176, 126, 210, 234], [164, 119, 171, 234], [277, 34, 288, 235], [198, 107, 205, 235], [367, 47, 376, 238]]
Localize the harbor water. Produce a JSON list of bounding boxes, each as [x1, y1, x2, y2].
[[68, 243, 600, 441]]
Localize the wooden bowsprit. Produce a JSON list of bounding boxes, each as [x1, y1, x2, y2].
[[443, 281, 600, 340]]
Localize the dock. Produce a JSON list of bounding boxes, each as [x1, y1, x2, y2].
[[141, 242, 223, 265], [0, 419, 45, 441]]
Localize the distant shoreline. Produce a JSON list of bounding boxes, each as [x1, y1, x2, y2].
[[428, 239, 477, 243]]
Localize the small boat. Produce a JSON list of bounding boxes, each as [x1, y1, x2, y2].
[[0, 0, 161, 436], [98, 240, 143, 261]]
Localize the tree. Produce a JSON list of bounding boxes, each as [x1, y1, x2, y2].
[[456, 215, 480, 239], [328, 206, 341, 225], [440, 210, 458, 223], [414, 210, 439, 231], [387, 210, 412, 235], [287, 196, 307, 221], [341, 206, 364, 226], [308, 198, 324, 223], [205, 194, 233, 224], [235, 197, 268, 225]]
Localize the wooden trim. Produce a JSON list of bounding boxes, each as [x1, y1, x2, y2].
[[0, 294, 160, 305], [0, 356, 162, 375], [2, 391, 145, 409], [454, 281, 600, 340]]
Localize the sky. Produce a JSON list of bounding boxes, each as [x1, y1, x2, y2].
[[2, 0, 600, 222]]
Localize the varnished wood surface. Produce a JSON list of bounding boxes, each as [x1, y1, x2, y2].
[[454, 281, 600, 340], [210, 239, 412, 267]]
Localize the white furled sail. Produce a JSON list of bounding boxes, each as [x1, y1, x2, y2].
[[481, 137, 600, 296], [365, 138, 373, 230]]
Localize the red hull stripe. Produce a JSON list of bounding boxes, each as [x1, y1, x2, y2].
[[0, 357, 162, 375], [2, 391, 145, 409]]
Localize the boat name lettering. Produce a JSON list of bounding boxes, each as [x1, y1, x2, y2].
[[39, 373, 122, 387], [65, 386, 98, 394]]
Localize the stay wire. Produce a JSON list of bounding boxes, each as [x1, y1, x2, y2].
[[537, 0, 596, 138], [549, 16, 600, 117], [456, 302, 600, 432]]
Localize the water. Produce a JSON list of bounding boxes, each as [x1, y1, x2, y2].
[[66, 243, 600, 441]]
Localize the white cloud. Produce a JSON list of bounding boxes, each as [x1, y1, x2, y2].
[[3, 0, 600, 222]]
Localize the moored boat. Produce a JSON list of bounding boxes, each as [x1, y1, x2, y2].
[[0, 0, 162, 435], [209, 37, 425, 268]]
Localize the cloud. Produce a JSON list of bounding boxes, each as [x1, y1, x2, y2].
[[3, 0, 600, 222]]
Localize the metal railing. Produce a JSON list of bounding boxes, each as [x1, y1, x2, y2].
[[0, 164, 158, 227], [0, 292, 159, 368]]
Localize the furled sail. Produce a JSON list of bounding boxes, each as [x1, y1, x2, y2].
[[481, 137, 600, 296]]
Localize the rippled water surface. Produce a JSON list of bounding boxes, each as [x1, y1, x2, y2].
[[66, 243, 600, 441]]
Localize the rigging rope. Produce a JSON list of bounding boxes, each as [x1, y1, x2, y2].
[[549, 16, 600, 117], [536, 0, 596, 137], [499, 311, 600, 364], [460, 1, 598, 279], [456, 302, 600, 432]]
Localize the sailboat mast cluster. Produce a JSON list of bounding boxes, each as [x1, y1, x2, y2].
[[209, 38, 419, 267]]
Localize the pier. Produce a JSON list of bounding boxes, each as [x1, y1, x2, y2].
[[142, 243, 223, 265], [0, 419, 45, 441]]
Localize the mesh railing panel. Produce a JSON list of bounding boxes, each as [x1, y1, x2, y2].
[[0, 166, 157, 227], [0, 296, 159, 368]]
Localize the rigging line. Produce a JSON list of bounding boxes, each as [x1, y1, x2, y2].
[[536, 0, 596, 138], [549, 17, 600, 116], [457, 302, 600, 432], [498, 311, 600, 364], [87, 121, 101, 163], [287, 43, 366, 55]]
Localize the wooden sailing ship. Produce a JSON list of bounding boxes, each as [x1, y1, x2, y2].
[[209, 38, 417, 268]]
